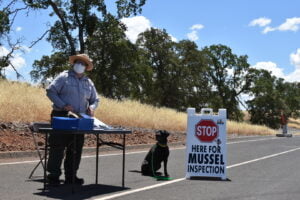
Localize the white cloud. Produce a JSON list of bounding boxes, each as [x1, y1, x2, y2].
[[257, 17, 300, 34], [251, 61, 285, 78], [239, 93, 253, 110], [262, 26, 276, 34], [0, 46, 9, 57], [290, 48, 300, 69], [287, 48, 300, 82], [121, 16, 151, 43], [285, 70, 300, 82], [187, 24, 204, 41], [278, 17, 300, 32], [16, 26, 22, 32], [9, 55, 26, 69], [227, 68, 234, 77], [0, 46, 26, 73], [20, 45, 32, 53], [249, 17, 271, 27], [191, 24, 204, 30], [169, 34, 178, 42], [251, 49, 300, 82], [187, 30, 199, 41]]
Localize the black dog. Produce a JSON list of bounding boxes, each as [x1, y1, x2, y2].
[[141, 130, 170, 177]]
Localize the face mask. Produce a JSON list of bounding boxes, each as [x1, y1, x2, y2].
[[73, 63, 85, 74]]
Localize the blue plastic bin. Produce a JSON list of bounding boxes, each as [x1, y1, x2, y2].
[[78, 114, 94, 130], [52, 115, 94, 130]]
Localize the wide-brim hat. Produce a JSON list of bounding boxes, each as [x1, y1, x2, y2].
[[69, 54, 93, 71]]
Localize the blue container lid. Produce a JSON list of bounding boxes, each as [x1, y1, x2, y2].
[[52, 117, 78, 121]]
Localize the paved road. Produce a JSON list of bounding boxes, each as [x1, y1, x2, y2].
[[0, 135, 300, 200]]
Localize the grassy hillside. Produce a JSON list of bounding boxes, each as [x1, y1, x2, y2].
[[0, 79, 276, 135], [287, 118, 300, 129]]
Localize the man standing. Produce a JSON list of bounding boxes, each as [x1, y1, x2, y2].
[[280, 111, 288, 135], [46, 54, 99, 186]]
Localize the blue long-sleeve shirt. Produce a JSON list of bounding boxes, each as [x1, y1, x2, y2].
[[46, 70, 99, 113]]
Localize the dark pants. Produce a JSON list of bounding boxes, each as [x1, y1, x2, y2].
[[47, 110, 85, 179]]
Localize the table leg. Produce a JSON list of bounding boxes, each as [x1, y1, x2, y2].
[[122, 133, 125, 188], [72, 134, 76, 194], [44, 132, 48, 190], [96, 134, 99, 184]]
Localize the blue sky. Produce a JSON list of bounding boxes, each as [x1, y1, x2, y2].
[[1, 0, 300, 83]]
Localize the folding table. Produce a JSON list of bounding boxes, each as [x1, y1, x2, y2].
[[31, 123, 132, 191]]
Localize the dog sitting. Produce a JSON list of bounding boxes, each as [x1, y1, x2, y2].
[[141, 130, 170, 177]]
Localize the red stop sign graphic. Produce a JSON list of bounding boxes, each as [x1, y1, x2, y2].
[[195, 120, 218, 142]]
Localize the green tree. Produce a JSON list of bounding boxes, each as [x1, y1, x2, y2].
[[175, 40, 210, 110], [30, 52, 69, 83], [136, 28, 183, 108], [203, 44, 253, 121], [246, 69, 286, 129], [22, 0, 146, 84], [24, 0, 144, 55], [286, 82, 300, 117], [0, 8, 9, 39], [86, 14, 140, 99], [275, 79, 300, 118]]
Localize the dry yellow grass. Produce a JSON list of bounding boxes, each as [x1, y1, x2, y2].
[[288, 118, 300, 129], [97, 99, 186, 131], [0, 80, 51, 122], [227, 121, 276, 135], [0, 79, 276, 135]]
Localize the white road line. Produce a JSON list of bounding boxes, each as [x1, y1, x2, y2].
[[95, 178, 186, 200], [0, 136, 282, 166], [94, 146, 300, 200], [228, 135, 270, 139], [227, 137, 279, 144], [83, 146, 185, 158], [227, 147, 300, 168], [0, 160, 40, 165]]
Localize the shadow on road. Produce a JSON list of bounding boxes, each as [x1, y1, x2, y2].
[[33, 183, 129, 200]]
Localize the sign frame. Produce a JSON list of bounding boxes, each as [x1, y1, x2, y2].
[[185, 108, 227, 180]]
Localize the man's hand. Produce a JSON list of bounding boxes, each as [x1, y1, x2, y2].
[[87, 107, 95, 117], [63, 105, 74, 112]]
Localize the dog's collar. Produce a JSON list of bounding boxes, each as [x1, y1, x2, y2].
[[157, 143, 167, 148]]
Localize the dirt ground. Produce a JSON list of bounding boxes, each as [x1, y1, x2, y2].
[[0, 122, 186, 152]]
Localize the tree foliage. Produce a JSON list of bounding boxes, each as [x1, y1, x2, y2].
[[136, 28, 180, 108], [202, 44, 254, 121], [87, 14, 140, 99], [174, 40, 210, 110], [0, 9, 10, 38], [23, 0, 146, 55], [246, 69, 300, 129], [30, 52, 69, 82], [247, 70, 284, 128], [276, 80, 300, 118]]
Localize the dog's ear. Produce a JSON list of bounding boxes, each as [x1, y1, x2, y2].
[[162, 130, 170, 137], [156, 130, 170, 137], [155, 130, 162, 136]]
